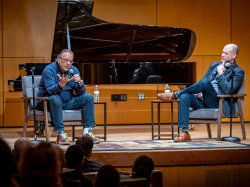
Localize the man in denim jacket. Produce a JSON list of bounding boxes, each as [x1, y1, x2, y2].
[[38, 49, 99, 144]]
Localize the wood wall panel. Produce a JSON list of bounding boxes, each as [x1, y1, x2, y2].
[[157, 0, 231, 56], [116, 164, 250, 187], [0, 0, 3, 126], [231, 0, 250, 123], [1, 0, 250, 126], [2, 0, 57, 59], [0, 58, 3, 126], [93, 0, 156, 25], [86, 84, 177, 125], [0, 0, 2, 57]]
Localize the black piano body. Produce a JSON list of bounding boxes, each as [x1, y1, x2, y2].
[[51, 0, 197, 84], [52, 0, 196, 63]]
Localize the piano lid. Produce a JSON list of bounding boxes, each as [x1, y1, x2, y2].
[[52, 0, 196, 63]]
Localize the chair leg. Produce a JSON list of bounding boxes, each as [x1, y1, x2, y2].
[[44, 120, 49, 142], [23, 119, 28, 137], [217, 122, 221, 140], [72, 126, 75, 141], [239, 113, 246, 140], [206, 123, 212, 138], [237, 100, 246, 140]]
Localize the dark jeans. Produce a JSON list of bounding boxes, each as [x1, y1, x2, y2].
[[37, 93, 96, 132], [177, 78, 219, 131]]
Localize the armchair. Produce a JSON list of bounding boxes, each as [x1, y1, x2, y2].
[[22, 75, 83, 142], [189, 76, 246, 140]]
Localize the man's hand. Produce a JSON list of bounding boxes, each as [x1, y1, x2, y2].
[[57, 74, 72, 88], [217, 62, 226, 75], [196, 93, 203, 100], [72, 74, 82, 83]]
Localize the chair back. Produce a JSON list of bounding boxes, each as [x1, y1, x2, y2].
[[146, 75, 162, 83], [235, 75, 246, 115], [22, 75, 42, 107]]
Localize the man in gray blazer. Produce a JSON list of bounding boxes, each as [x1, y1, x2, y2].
[[158, 43, 245, 142]]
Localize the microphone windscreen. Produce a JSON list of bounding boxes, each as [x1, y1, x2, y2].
[[224, 63, 231, 68], [69, 69, 74, 75]]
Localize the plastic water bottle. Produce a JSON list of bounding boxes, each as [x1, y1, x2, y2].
[[164, 84, 171, 94], [94, 85, 100, 102]]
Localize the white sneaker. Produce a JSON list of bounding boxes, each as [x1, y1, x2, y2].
[[84, 128, 100, 144]]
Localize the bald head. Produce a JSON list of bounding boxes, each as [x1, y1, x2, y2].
[[225, 43, 239, 55], [221, 43, 239, 63]]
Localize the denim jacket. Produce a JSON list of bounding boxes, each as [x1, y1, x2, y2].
[[37, 61, 86, 103]]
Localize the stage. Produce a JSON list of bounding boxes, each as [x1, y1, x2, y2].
[[1, 125, 250, 186]]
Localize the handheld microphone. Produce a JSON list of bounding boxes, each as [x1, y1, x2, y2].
[[224, 62, 232, 68], [30, 66, 36, 73], [69, 69, 74, 76]]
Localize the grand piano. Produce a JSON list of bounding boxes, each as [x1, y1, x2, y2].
[[51, 0, 197, 84]]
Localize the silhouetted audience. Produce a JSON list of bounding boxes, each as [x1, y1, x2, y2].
[[62, 144, 93, 187], [95, 164, 120, 187], [76, 134, 103, 172], [18, 141, 63, 187], [132, 155, 155, 186], [12, 138, 32, 173], [0, 137, 19, 187]]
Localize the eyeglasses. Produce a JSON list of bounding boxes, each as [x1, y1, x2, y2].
[[59, 57, 74, 64]]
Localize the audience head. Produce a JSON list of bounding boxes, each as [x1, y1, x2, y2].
[[95, 164, 120, 187], [65, 144, 85, 169], [132, 155, 155, 183], [76, 134, 94, 159], [0, 138, 16, 185], [12, 138, 32, 164], [18, 141, 63, 187], [52, 144, 65, 170]]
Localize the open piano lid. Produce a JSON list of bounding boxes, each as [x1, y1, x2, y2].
[[52, 0, 196, 63]]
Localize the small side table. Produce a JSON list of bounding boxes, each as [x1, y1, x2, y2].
[[151, 100, 179, 140], [95, 101, 107, 141]]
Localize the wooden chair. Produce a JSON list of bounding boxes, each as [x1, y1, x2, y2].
[[189, 76, 246, 140], [22, 75, 83, 142]]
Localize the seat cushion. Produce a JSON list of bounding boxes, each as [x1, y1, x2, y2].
[[189, 108, 219, 119], [47, 110, 83, 121]]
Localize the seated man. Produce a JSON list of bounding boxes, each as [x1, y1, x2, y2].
[[37, 49, 99, 145], [158, 43, 245, 142]]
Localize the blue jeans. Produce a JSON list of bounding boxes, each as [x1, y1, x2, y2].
[[48, 93, 96, 132], [177, 78, 218, 131]]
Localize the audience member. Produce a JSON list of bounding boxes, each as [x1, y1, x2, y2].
[[95, 164, 120, 187], [52, 144, 66, 170], [18, 141, 63, 187], [62, 144, 93, 187], [76, 134, 103, 172], [0, 137, 19, 187], [132, 155, 155, 186], [12, 138, 32, 173]]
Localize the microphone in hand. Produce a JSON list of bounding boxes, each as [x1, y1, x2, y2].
[[69, 69, 74, 77], [224, 62, 232, 68]]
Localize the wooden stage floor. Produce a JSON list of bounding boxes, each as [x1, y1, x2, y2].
[[1, 123, 250, 187], [1, 123, 250, 167]]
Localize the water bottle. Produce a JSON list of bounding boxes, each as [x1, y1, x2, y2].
[[164, 84, 171, 94], [94, 85, 100, 102]]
